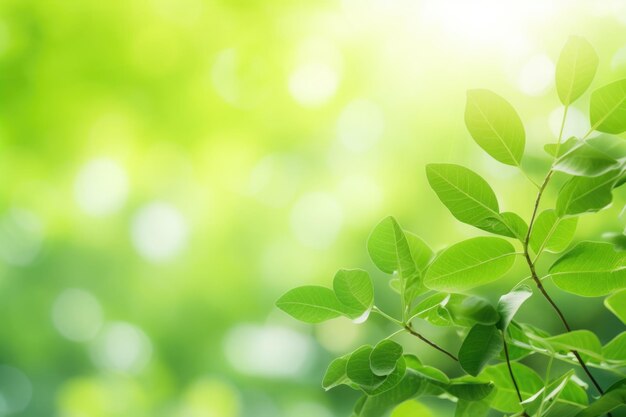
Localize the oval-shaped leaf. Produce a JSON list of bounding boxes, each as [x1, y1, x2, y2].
[[465, 89, 525, 166], [424, 237, 516, 292], [549, 241, 626, 296], [590, 79, 626, 134], [276, 286, 347, 323], [426, 164, 500, 226], [553, 134, 626, 177], [556, 36, 599, 105], [446, 381, 494, 401], [333, 269, 374, 317], [370, 340, 403, 376], [497, 285, 532, 331], [459, 324, 503, 376], [322, 355, 350, 390], [530, 209, 578, 255], [556, 169, 623, 216], [605, 289, 626, 324], [347, 345, 385, 388], [477, 212, 529, 240]]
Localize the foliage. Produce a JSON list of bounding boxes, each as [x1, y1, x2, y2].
[[277, 37, 626, 417]]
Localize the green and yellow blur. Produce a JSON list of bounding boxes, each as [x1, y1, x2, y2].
[[0, 0, 624, 416]]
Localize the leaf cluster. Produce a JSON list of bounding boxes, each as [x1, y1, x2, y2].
[[277, 36, 626, 417]]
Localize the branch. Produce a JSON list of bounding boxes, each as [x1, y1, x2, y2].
[[404, 324, 458, 362]]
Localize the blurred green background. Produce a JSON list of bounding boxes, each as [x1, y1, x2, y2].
[[0, 0, 625, 416]]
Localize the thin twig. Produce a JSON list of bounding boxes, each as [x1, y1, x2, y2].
[[404, 324, 458, 362], [502, 332, 530, 417]]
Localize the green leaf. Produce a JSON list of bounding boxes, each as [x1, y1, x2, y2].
[[357, 371, 426, 417], [446, 380, 494, 401], [530, 209, 578, 255], [410, 293, 454, 326], [556, 36, 599, 105], [549, 241, 626, 296], [481, 363, 544, 413], [459, 324, 503, 376], [465, 89, 525, 166], [276, 286, 347, 323], [554, 143, 621, 177], [556, 169, 623, 216], [367, 217, 425, 308], [496, 285, 532, 331], [333, 269, 374, 317], [347, 345, 386, 388], [522, 370, 587, 416], [322, 355, 351, 390], [539, 330, 603, 362], [589, 79, 626, 134], [425, 164, 500, 227], [370, 340, 404, 376], [405, 232, 434, 302], [368, 356, 407, 395], [477, 212, 529, 240], [424, 237, 516, 292], [603, 332, 626, 362], [389, 401, 434, 417], [545, 137, 580, 158], [575, 379, 626, 417], [605, 289, 626, 324], [449, 295, 500, 326], [455, 399, 491, 417]]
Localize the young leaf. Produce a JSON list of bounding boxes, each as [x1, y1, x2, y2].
[[458, 324, 503, 376], [522, 370, 587, 416], [589, 79, 626, 134], [425, 164, 500, 226], [367, 356, 407, 395], [367, 217, 425, 305], [424, 237, 516, 292], [556, 169, 623, 216], [333, 269, 374, 317], [477, 212, 529, 241], [549, 241, 626, 296], [481, 363, 544, 413], [575, 379, 626, 417], [370, 340, 403, 376], [347, 345, 386, 388], [276, 286, 348, 323], [604, 289, 626, 324], [322, 355, 351, 390], [496, 285, 532, 331], [465, 89, 525, 166], [556, 36, 599, 105], [529, 209, 578, 255]]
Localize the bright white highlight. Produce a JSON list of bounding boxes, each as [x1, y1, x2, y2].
[[131, 202, 189, 262], [52, 289, 103, 342], [223, 324, 313, 378], [0, 209, 43, 266], [549, 106, 595, 140], [90, 322, 152, 373], [290, 192, 343, 249], [74, 158, 129, 217], [337, 99, 385, 152], [289, 63, 339, 107], [518, 54, 555, 96]]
